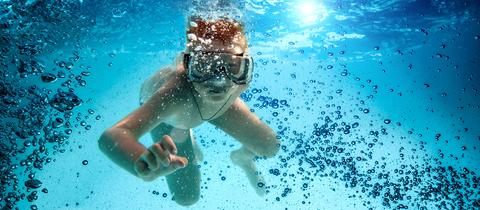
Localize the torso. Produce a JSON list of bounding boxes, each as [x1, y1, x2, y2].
[[140, 65, 235, 130]]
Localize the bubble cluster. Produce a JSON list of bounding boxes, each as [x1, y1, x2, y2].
[[0, 1, 98, 209], [242, 83, 479, 208]]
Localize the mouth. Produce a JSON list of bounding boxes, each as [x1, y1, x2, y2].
[[208, 89, 226, 94]]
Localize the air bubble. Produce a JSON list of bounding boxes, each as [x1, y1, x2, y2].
[[25, 179, 42, 189], [41, 73, 57, 83]]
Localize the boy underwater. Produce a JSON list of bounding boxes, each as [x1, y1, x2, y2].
[[98, 16, 280, 206]]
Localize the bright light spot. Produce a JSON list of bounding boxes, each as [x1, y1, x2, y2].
[[296, 1, 328, 25], [299, 2, 315, 14]]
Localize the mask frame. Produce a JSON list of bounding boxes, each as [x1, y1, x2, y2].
[[183, 52, 253, 85]]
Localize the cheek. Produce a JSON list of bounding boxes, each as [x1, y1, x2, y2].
[[231, 85, 247, 94], [193, 84, 208, 93], [237, 84, 248, 92]]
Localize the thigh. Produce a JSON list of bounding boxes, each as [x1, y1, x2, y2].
[[165, 139, 201, 206], [149, 123, 201, 206]]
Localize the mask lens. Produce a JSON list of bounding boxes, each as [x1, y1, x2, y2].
[[226, 56, 253, 84], [227, 56, 243, 76], [186, 52, 253, 84], [189, 53, 215, 79]]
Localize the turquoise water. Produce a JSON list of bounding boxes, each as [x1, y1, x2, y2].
[[1, 0, 479, 209]]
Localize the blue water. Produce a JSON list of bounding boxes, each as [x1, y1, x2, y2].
[[1, 0, 479, 209]]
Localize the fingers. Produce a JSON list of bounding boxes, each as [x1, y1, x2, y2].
[[135, 154, 189, 181], [169, 155, 188, 169], [147, 135, 177, 168], [140, 149, 158, 170], [148, 143, 170, 167], [133, 135, 188, 179], [160, 135, 177, 155], [158, 135, 187, 170]]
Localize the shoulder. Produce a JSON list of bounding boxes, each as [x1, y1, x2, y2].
[[143, 52, 185, 85], [147, 65, 192, 107], [140, 53, 194, 111]]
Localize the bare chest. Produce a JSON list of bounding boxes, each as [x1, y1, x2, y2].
[[163, 97, 232, 130]]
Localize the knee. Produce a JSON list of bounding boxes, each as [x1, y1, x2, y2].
[[173, 194, 199, 206]]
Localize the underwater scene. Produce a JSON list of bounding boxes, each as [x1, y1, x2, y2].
[[1, 0, 479, 209]]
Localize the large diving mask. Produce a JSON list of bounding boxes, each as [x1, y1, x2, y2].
[[183, 51, 254, 85]]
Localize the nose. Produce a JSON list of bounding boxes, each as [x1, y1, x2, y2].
[[203, 76, 235, 93], [209, 73, 229, 87]]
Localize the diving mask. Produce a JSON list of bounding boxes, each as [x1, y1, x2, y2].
[[183, 52, 254, 85]]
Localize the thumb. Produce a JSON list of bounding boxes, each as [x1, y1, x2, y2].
[[133, 158, 149, 176], [169, 155, 188, 169]]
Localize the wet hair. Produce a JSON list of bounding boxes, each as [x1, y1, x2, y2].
[[186, 16, 247, 51]]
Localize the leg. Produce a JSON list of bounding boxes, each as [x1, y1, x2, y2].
[[230, 146, 266, 196], [150, 123, 201, 206]]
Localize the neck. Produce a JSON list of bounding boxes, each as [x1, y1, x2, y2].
[[190, 86, 232, 121]]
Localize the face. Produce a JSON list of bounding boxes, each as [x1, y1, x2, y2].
[[188, 40, 250, 102]]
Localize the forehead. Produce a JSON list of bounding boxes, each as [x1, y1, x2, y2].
[[188, 39, 245, 55]]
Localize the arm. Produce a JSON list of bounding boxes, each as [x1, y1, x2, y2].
[[209, 98, 280, 158], [98, 76, 187, 179], [98, 127, 147, 177]]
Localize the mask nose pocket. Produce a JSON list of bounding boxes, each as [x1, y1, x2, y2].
[[216, 65, 225, 72], [209, 74, 228, 87]]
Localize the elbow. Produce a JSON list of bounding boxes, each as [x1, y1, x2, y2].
[[98, 129, 112, 154], [259, 138, 280, 158], [97, 127, 121, 154]]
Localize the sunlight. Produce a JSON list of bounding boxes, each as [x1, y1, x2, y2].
[[296, 0, 328, 25]]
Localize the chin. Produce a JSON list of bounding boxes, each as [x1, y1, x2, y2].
[[206, 93, 230, 101]]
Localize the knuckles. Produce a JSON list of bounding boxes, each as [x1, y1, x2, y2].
[[150, 143, 163, 154]]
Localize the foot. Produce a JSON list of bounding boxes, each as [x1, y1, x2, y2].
[[230, 147, 266, 196]]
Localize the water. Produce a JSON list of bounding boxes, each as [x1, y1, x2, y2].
[[1, 0, 479, 209]]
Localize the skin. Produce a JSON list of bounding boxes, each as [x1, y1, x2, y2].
[[98, 38, 280, 206]]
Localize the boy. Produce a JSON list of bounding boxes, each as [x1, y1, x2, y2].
[[98, 16, 280, 206]]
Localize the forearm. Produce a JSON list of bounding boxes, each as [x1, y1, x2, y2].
[[98, 127, 146, 177], [239, 122, 279, 157]]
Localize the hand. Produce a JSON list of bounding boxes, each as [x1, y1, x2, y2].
[[133, 135, 188, 181]]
